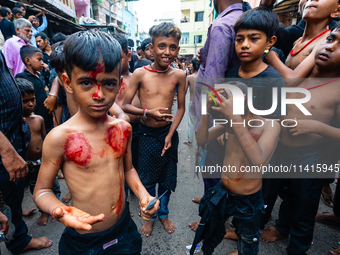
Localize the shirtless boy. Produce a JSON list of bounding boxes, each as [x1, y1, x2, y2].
[[17, 78, 60, 226], [190, 83, 280, 255], [261, 22, 340, 255], [122, 22, 186, 237], [33, 30, 159, 255], [265, 0, 340, 79]]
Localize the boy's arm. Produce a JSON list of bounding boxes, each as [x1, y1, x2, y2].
[[287, 104, 340, 142], [123, 125, 159, 219], [233, 120, 280, 166], [197, 96, 226, 145], [37, 14, 48, 33], [109, 103, 130, 122], [44, 76, 59, 114], [0, 131, 28, 181], [161, 70, 186, 156], [40, 116, 47, 139], [33, 128, 105, 230], [185, 75, 190, 94], [265, 35, 327, 83], [211, 89, 281, 165]]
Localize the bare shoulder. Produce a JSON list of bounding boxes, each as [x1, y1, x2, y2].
[[172, 67, 186, 79], [44, 123, 67, 149], [107, 117, 132, 133], [132, 66, 147, 77]]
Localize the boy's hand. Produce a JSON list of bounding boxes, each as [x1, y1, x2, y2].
[[0, 211, 9, 235], [139, 195, 160, 221], [287, 119, 321, 136], [44, 96, 58, 113], [161, 134, 172, 156], [211, 89, 239, 120], [148, 107, 173, 122], [2, 149, 28, 182], [43, 63, 49, 72], [52, 206, 105, 231]]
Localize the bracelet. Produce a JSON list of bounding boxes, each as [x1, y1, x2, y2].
[[51, 207, 58, 221], [35, 191, 53, 203], [48, 93, 58, 99], [143, 109, 147, 119]]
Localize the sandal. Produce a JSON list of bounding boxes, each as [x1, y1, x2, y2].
[[329, 246, 340, 255], [316, 211, 340, 227], [183, 141, 192, 146], [321, 190, 334, 208]]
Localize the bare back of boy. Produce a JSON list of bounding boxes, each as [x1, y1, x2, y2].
[[131, 66, 185, 127], [38, 115, 132, 234], [26, 114, 45, 161], [222, 121, 277, 195], [280, 79, 340, 147]]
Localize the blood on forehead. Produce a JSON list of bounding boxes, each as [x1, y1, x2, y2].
[[89, 63, 104, 79]]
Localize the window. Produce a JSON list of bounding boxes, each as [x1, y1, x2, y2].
[[195, 12, 204, 22], [181, 33, 189, 45], [194, 35, 202, 44]]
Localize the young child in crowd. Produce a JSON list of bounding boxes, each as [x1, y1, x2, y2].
[[16, 45, 54, 133], [261, 21, 340, 255], [16, 78, 61, 226], [33, 30, 159, 255], [122, 22, 186, 237], [190, 82, 280, 255], [184, 57, 199, 146], [140, 37, 154, 62]]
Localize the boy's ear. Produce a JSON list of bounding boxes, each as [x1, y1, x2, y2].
[[176, 46, 181, 55], [24, 57, 30, 66], [62, 72, 73, 94], [266, 35, 277, 50], [127, 52, 132, 62], [149, 43, 154, 51], [119, 76, 123, 88], [330, 5, 340, 19]]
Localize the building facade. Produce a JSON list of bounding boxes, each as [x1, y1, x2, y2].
[[179, 0, 211, 60]]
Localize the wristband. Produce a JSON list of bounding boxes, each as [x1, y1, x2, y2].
[[51, 207, 58, 221], [143, 109, 147, 119], [48, 93, 58, 99]]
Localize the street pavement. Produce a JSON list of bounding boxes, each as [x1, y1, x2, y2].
[[1, 94, 339, 254]]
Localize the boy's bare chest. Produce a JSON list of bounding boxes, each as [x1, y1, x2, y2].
[[63, 125, 131, 168], [140, 78, 177, 96], [286, 45, 313, 70]]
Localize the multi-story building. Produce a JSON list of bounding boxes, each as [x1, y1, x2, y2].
[[179, 0, 212, 60]]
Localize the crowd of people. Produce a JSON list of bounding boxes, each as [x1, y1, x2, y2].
[[0, 0, 340, 255]]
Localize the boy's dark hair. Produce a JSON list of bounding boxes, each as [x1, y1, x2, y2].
[[50, 41, 65, 73], [16, 78, 35, 96], [180, 57, 186, 63], [332, 21, 340, 32], [128, 38, 134, 49], [14, 2, 26, 9], [20, 45, 42, 65], [141, 38, 152, 52], [134, 59, 152, 70], [112, 34, 128, 55], [191, 57, 199, 71], [64, 29, 122, 79], [137, 46, 142, 51], [12, 7, 23, 15], [35, 32, 49, 42], [151, 22, 181, 44], [51, 32, 67, 45], [234, 7, 279, 40], [0, 7, 10, 17], [149, 25, 156, 36]]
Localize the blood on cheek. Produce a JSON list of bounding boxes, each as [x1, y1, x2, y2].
[[64, 132, 93, 167]]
